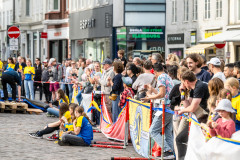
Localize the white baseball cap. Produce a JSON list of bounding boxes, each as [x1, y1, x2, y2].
[[215, 99, 236, 113], [207, 57, 221, 66]]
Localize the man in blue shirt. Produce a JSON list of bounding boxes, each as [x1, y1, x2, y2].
[[186, 54, 211, 83], [2, 70, 21, 101]]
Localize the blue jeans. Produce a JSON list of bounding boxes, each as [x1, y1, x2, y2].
[[149, 109, 174, 152], [68, 84, 74, 103], [24, 80, 34, 100], [76, 89, 83, 105], [60, 79, 65, 91], [47, 107, 59, 117], [112, 95, 121, 123]]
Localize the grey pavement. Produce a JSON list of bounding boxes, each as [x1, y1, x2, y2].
[[0, 111, 142, 160]]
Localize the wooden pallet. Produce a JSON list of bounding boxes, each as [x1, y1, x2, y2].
[[27, 108, 43, 115], [0, 102, 28, 113]]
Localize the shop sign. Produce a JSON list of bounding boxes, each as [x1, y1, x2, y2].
[[128, 28, 164, 39], [167, 34, 184, 44], [54, 32, 62, 37], [48, 27, 69, 40], [41, 32, 48, 39], [80, 19, 95, 29], [205, 31, 221, 39]]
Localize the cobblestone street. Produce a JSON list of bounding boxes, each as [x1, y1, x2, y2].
[[0, 113, 141, 160]]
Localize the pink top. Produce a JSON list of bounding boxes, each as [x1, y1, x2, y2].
[[209, 118, 236, 138]]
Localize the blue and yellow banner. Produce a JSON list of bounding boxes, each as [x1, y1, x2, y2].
[[129, 98, 150, 158]]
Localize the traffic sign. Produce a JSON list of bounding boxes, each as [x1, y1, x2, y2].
[[8, 26, 20, 39], [10, 46, 18, 51], [10, 38, 18, 46]]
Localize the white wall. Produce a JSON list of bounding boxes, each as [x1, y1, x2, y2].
[[166, 0, 228, 58]]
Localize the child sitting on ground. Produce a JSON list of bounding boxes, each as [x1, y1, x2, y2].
[[224, 78, 240, 131], [119, 77, 135, 108], [60, 103, 78, 132], [47, 88, 69, 117], [29, 103, 70, 140], [208, 99, 236, 138], [59, 106, 93, 146]]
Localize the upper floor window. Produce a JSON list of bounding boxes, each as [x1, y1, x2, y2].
[[66, 0, 69, 11], [193, 0, 198, 21], [172, 0, 177, 23], [184, 0, 189, 21], [216, 0, 222, 18], [205, 0, 210, 19], [26, 0, 30, 16], [48, 0, 60, 11]]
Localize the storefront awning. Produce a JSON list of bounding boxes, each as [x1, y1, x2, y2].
[[200, 30, 240, 43], [185, 43, 214, 54]]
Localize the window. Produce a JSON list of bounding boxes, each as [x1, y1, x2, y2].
[[238, 0, 240, 20], [216, 0, 222, 18], [7, 11, 9, 25], [193, 0, 198, 20], [66, 0, 69, 11], [184, 0, 189, 21], [26, 0, 30, 16], [172, 0, 177, 23], [48, 0, 59, 11], [205, 0, 210, 19]]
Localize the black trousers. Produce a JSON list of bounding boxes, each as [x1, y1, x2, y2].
[[34, 82, 43, 100], [2, 74, 17, 101], [38, 126, 59, 136], [43, 83, 51, 102]]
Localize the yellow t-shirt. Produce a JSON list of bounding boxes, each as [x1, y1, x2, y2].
[[6, 64, 15, 70], [0, 60, 3, 76], [232, 94, 240, 122], [24, 66, 35, 80], [76, 116, 84, 128], [59, 96, 70, 105], [63, 111, 72, 123]]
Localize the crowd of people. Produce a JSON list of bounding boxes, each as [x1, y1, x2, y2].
[[1, 50, 240, 159]]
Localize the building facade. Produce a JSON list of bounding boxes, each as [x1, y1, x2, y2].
[[69, 0, 112, 61], [166, 0, 229, 61]]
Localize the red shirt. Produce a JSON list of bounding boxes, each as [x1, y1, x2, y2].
[[150, 68, 154, 74], [209, 118, 236, 138], [119, 87, 135, 108]]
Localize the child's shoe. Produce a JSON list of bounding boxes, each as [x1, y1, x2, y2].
[[46, 134, 59, 141], [29, 132, 43, 139]]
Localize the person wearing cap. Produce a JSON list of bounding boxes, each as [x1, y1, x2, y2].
[[207, 57, 226, 82], [208, 99, 236, 138], [96, 58, 115, 118], [119, 77, 135, 109], [42, 59, 51, 103]]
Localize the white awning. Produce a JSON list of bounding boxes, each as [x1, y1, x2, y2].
[[185, 43, 214, 55], [200, 30, 240, 43]]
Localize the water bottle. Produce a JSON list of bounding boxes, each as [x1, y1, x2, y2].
[[181, 90, 185, 101], [173, 110, 180, 121]]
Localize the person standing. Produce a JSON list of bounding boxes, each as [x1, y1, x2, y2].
[[142, 62, 175, 159], [48, 58, 61, 101], [34, 58, 42, 100], [42, 59, 51, 103], [15, 56, 27, 97], [186, 54, 211, 83], [224, 63, 234, 79], [24, 59, 35, 100], [118, 49, 127, 68], [207, 57, 226, 82]]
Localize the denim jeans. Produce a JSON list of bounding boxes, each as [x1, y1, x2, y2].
[[47, 107, 59, 117], [24, 80, 34, 100], [149, 109, 174, 152], [76, 89, 83, 105], [112, 95, 121, 123], [68, 84, 74, 102]]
